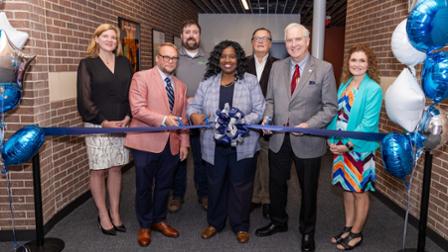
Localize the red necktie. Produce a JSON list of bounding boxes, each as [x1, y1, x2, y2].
[[291, 64, 300, 95]]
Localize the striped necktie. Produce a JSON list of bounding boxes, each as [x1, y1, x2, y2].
[[164, 77, 175, 111], [291, 64, 300, 95]]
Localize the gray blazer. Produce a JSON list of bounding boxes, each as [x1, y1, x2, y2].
[[264, 55, 338, 158], [187, 72, 266, 165]]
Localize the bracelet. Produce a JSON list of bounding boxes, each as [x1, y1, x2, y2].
[[345, 142, 354, 151]]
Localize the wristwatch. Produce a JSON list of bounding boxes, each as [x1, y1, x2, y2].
[[345, 142, 354, 151]]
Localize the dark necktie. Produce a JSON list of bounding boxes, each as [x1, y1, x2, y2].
[[164, 77, 175, 111], [291, 64, 300, 95]]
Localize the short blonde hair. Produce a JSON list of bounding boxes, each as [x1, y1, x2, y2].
[[86, 23, 122, 57], [284, 23, 310, 40]]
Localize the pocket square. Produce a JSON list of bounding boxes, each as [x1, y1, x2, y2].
[[309, 80, 316, 85]]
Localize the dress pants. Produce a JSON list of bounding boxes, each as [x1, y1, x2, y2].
[[172, 129, 207, 198], [206, 145, 256, 233], [252, 137, 270, 204], [132, 145, 179, 228], [269, 134, 321, 235]]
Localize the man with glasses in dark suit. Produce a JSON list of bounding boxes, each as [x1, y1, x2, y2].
[[246, 27, 278, 219]]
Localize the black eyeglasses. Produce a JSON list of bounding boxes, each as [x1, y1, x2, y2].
[[252, 36, 272, 42], [158, 55, 179, 62]]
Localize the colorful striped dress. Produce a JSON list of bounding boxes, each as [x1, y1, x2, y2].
[[331, 88, 376, 192]]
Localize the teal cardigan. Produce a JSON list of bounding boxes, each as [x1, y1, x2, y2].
[[327, 75, 383, 153]]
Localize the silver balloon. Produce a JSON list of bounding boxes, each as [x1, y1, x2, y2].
[[0, 29, 35, 88], [419, 105, 448, 150]]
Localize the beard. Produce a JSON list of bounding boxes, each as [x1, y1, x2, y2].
[[182, 38, 199, 50], [157, 64, 175, 75]]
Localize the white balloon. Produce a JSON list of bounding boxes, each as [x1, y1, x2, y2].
[[385, 68, 426, 132], [0, 12, 29, 49], [391, 19, 426, 66]]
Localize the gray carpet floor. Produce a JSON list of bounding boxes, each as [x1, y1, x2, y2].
[[1, 154, 445, 251]]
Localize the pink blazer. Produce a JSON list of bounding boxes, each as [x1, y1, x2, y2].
[[125, 67, 189, 155]]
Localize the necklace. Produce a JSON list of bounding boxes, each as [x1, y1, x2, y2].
[[221, 81, 234, 87]]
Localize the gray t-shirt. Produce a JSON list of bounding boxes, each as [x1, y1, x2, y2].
[[176, 47, 208, 97]]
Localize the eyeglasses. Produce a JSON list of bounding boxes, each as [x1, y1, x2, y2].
[[253, 36, 272, 42], [158, 55, 179, 62]]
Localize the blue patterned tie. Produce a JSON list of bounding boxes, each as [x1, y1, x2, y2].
[[164, 77, 175, 111]]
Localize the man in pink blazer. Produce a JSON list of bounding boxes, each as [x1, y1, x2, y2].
[[125, 42, 189, 247]]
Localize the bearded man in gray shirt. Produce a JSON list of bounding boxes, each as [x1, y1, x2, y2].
[[168, 20, 208, 213]]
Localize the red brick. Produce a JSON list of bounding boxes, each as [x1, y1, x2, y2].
[[346, 0, 448, 240], [1, 0, 198, 231]]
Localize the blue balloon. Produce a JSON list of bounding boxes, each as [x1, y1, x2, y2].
[[1, 125, 45, 165], [406, 0, 448, 52], [0, 82, 22, 113], [381, 133, 414, 180], [422, 51, 448, 103]]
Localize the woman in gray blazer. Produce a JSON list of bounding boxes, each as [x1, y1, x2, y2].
[[187, 40, 265, 243]]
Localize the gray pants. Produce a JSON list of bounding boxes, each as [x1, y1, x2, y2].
[[252, 137, 270, 204]]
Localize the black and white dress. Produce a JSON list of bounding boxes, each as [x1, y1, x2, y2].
[[77, 56, 132, 170]]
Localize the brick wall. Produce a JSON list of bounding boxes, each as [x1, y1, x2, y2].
[[345, 0, 448, 239], [0, 0, 198, 232]]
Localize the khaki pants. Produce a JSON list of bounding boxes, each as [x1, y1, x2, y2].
[[252, 137, 270, 204]]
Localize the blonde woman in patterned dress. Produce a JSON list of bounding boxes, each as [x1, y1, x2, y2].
[[326, 44, 383, 250], [77, 24, 131, 235]]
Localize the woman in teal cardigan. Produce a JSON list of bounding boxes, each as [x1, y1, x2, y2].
[[327, 44, 383, 250]]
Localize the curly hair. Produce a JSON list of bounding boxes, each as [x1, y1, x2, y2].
[[204, 40, 247, 80], [340, 44, 380, 84]]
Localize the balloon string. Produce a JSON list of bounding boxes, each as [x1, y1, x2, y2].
[[401, 131, 421, 248], [5, 171, 29, 252], [402, 162, 417, 250], [1, 97, 6, 173]]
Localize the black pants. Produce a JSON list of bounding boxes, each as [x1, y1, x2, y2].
[[269, 134, 321, 235], [132, 145, 179, 228], [172, 129, 208, 198], [205, 145, 256, 233]]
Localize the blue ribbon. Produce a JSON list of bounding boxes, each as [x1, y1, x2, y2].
[[42, 123, 386, 142], [42, 125, 210, 136], [248, 125, 387, 141]]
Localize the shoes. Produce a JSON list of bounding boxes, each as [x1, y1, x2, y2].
[[236, 231, 250, 243], [113, 223, 127, 232], [199, 197, 208, 210], [302, 233, 315, 252], [168, 197, 183, 213], [108, 211, 126, 232], [262, 204, 270, 219], [97, 216, 116, 236], [201, 226, 217, 239], [255, 223, 288, 237], [151, 222, 179, 238], [250, 202, 261, 212], [331, 226, 352, 244], [137, 228, 151, 247], [336, 232, 363, 250]]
